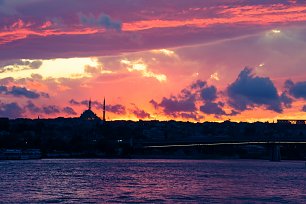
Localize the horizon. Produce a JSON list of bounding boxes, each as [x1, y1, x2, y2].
[[4, 114, 306, 124], [1, 0, 306, 122]]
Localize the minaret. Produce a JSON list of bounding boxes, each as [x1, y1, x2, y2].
[[103, 97, 106, 121], [89, 98, 92, 110]]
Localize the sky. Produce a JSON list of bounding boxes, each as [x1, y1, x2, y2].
[[1, 0, 306, 122]]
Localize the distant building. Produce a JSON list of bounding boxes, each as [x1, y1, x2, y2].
[[277, 119, 306, 125], [79, 98, 107, 121], [103, 97, 106, 122], [80, 99, 100, 120]]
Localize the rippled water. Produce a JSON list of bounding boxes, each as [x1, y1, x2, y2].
[[0, 159, 305, 203]]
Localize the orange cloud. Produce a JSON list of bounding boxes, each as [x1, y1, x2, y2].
[[1, 4, 306, 46], [123, 5, 306, 31], [0, 19, 99, 45]]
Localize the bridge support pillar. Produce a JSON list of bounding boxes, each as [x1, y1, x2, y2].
[[270, 144, 281, 162]]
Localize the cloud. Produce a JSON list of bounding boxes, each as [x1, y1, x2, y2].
[[227, 67, 282, 113], [180, 112, 203, 121], [25, 101, 77, 116], [69, 99, 101, 108], [151, 79, 232, 118], [200, 102, 226, 116], [197, 83, 231, 117], [191, 80, 206, 90], [0, 77, 14, 85], [69, 99, 126, 115], [120, 59, 167, 82], [84, 65, 103, 75], [153, 80, 206, 114], [25, 101, 41, 114], [0, 85, 8, 93], [42, 105, 61, 115], [132, 107, 150, 119], [158, 96, 196, 114], [0, 86, 49, 99], [69, 99, 80, 105], [63, 107, 77, 115], [107, 104, 126, 115], [0, 101, 24, 118], [8, 86, 40, 98], [285, 79, 306, 99], [149, 99, 159, 110], [201, 86, 217, 102], [280, 92, 293, 108], [1, 1, 306, 60], [79, 13, 122, 31], [0, 59, 43, 73], [302, 105, 306, 112]]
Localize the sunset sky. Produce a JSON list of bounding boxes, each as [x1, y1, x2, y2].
[[1, 0, 306, 122]]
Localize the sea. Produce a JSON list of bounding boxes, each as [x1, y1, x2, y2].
[[0, 159, 305, 203]]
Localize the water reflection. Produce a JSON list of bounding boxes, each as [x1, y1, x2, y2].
[[0, 159, 305, 203]]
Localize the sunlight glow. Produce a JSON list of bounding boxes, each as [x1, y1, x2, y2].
[[121, 59, 167, 82], [210, 72, 220, 81], [271, 29, 281, 34], [151, 49, 175, 56], [41, 58, 98, 78], [265, 29, 282, 39], [0, 57, 99, 79]]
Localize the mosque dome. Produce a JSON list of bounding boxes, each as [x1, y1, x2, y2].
[[80, 99, 100, 121], [80, 109, 100, 120]]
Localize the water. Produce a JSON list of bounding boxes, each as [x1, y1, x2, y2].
[[0, 159, 305, 203]]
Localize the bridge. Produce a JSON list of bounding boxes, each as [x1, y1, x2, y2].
[[140, 139, 306, 161], [143, 140, 306, 148], [277, 119, 306, 125]]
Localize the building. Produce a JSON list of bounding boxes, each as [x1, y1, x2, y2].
[[80, 99, 100, 120], [277, 119, 306, 125], [79, 98, 106, 121]]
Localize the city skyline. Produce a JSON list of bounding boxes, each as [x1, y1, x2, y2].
[[1, 0, 306, 122]]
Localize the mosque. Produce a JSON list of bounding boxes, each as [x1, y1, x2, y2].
[[80, 98, 106, 121]]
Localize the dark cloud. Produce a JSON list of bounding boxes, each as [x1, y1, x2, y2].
[[79, 13, 122, 31], [280, 92, 293, 108], [284, 79, 295, 90], [180, 112, 203, 121], [149, 99, 159, 109], [132, 108, 150, 119], [63, 107, 77, 115], [25, 101, 77, 116], [191, 80, 206, 90], [0, 59, 43, 73], [227, 67, 282, 113], [158, 96, 196, 114], [285, 80, 306, 100], [25, 101, 41, 114], [152, 79, 231, 118], [8, 86, 40, 99], [107, 104, 126, 115], [42, 105, 61, 115], [201, 86, 217, 102], [200, 102, 226, 116], [302, 105, 306, 112], [0, 85, 8, 93], [69, 99, 101, 108], [0, 101, 24, 118], [0, 85, 48, 99], [40, 92, 50, 98], [69, 99, 126, 115], [69, 99, 80, 105], [154, 82, 201, 114]]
